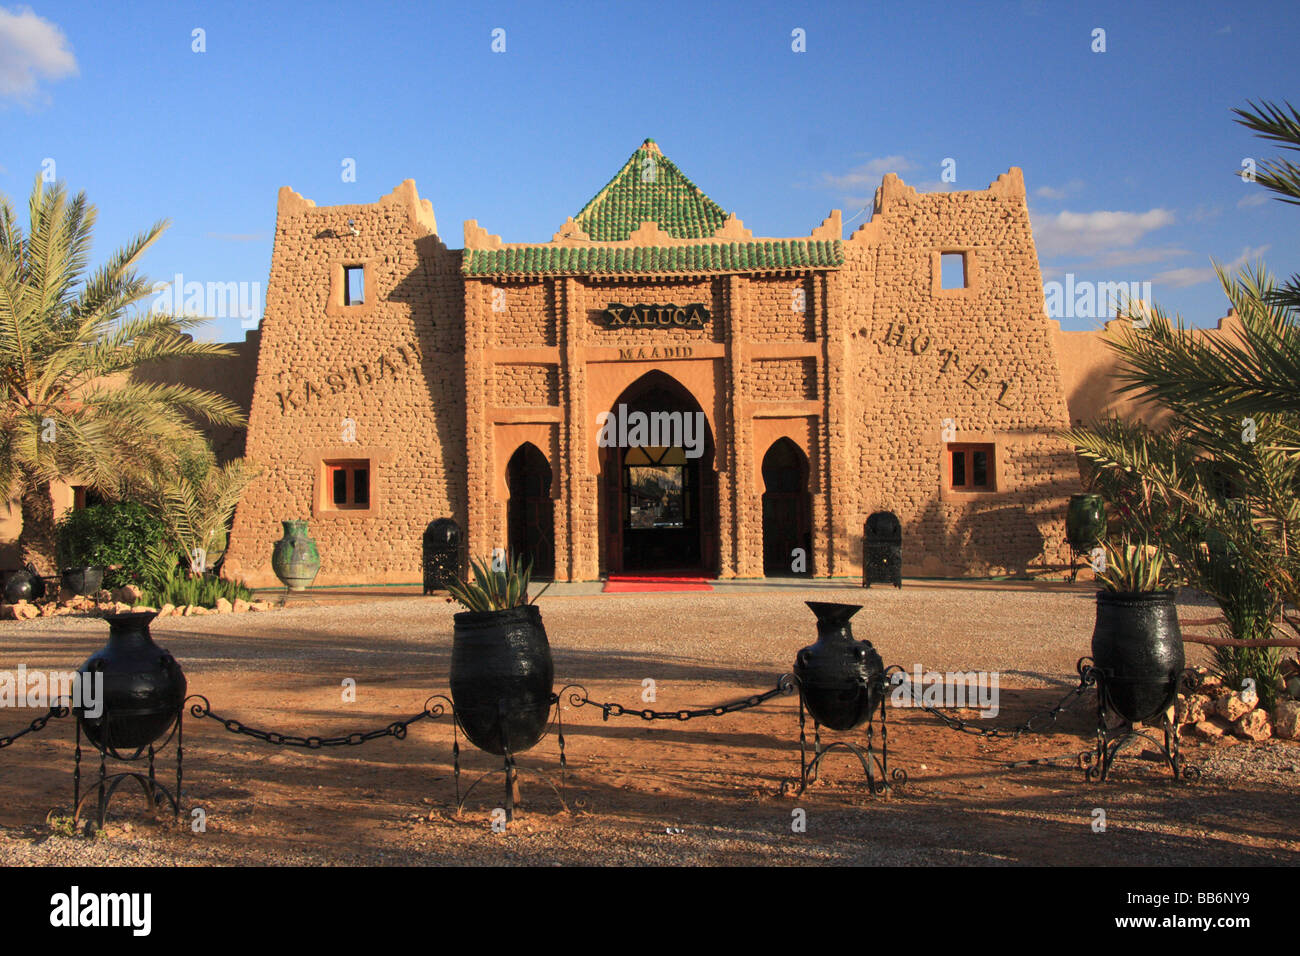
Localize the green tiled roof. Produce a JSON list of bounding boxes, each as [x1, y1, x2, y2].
[[463, 240, 843, 276], [572, 139, 729, 241]]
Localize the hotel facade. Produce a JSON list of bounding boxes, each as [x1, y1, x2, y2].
[[216, 138, 1097, 588]]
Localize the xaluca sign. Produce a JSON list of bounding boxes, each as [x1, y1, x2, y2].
[[602, 302, 711, 329]]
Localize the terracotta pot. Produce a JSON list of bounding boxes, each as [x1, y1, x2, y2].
[[449, 604, 554, 756]]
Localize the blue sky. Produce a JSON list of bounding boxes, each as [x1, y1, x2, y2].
[[1, 0, 1296, 341]]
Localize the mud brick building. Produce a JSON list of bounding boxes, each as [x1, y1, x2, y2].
[[221, 139, 1090, 587]]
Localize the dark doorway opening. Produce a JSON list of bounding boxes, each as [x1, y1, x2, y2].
[[507, 442, 554, 579], [600, 371, 717, 576], [762, 437, 812, 576]]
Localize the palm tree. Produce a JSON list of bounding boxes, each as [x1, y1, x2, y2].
[[0, 176, 246, 574]]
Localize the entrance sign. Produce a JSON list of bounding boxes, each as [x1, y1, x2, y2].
[[602, 303, 710, 329]]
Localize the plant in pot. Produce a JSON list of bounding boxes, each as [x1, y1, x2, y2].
[[446, 554, 554, 760], [1091, 538, 1185, 725]]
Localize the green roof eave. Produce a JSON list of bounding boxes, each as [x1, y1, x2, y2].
[[462, 240, 843, 277]]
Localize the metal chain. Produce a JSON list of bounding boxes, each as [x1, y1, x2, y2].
[[0, 705, 70, 750], [568, 674, 796, 722], [904, 658, 1098, 740], [185, 695, 447, 748]]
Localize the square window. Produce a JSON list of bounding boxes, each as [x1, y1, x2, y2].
[[940, 252, 966, 290], [948, 443, 995, 491], [343, 266, 365, 306], [323, 459, 371, 510]]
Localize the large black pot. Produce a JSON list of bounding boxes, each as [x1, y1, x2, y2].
[[3, 570, 34, 604], [1066, 494, 1107, 551], [75, 611, 187, 755], [62, 566, 105, 597], [449, 604, 554, 756], [793, 602, 884, 731], [1091, 590, 1184, 723]]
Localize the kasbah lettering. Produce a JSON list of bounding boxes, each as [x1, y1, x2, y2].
[[276, 339, 422, 414]]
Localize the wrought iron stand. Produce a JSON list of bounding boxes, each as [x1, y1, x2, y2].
[[1078, 664, 1200, 782], [782, 675, 906, 796], [73, 706, 183, 832], [437, 685, 581, 822]]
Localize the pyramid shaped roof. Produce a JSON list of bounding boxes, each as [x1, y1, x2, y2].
[[572, 139, 730, 241]]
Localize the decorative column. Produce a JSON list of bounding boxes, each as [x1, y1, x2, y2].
[[464, 279, 493, 563], [817, 270, 844, 576]]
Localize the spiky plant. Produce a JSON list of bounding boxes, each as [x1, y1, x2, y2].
[[0, 177, 246, 573], [446, 552, 551, 612], [1094, 538, 1173, 594]]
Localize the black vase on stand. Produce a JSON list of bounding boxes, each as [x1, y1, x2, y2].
[[73, 611, 187, 830], [785, 601, 904, 796]]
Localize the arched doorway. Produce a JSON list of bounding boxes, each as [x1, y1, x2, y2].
[[507, 443, 554, 578], [761, 438, 811, 576], [599, 371, 717, 575]]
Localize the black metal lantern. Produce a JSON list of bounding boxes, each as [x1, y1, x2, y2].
[[73, 611, 186, 829], [862, 512, 902, 588], [785, 602, 904, 795], [423, 518, 463, 594]]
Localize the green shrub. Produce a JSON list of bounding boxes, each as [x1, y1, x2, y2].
[[55, 503, 168, 590], [140, 564, 253, 609]]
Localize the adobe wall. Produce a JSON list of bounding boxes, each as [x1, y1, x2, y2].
[[222, 181, 465, 588], [1052, 311, 1245, 426], [835, 169, 1082, 577]]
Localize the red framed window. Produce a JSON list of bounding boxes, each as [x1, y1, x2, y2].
[[948, 443, 995, 491], [325, 460, 370, 509]]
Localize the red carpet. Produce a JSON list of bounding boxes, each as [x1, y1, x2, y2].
[[603, 575, 714, 593]]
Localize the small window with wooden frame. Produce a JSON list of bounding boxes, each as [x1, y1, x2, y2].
[[323, 459, 370, 510], [947, 443, 996, 492]]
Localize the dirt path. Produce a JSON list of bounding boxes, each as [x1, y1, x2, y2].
[[0, 584, 1295, 866]]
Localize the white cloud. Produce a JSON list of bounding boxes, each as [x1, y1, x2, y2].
[[1152, 245, 1270, 289], [0, 6, 77, 101], [1030, 207, 1175, 258], [820, 156, 914, 190], [1237, 191, 1271, 209], [1085, 246, 1191, 270], [1034, 179, 1085, 200]]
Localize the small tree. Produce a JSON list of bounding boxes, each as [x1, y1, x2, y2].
[[0, 177, 246, 573]]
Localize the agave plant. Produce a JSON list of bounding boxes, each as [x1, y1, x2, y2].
[[1094, 538, 1173, 594], [447, 552, 551, 612]]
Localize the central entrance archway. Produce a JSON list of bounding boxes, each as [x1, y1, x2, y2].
[[599, 371, 717, 576]]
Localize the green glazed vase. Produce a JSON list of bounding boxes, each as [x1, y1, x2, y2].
[[1066, 494, 1107, 552], [271, 520, 321, 591]]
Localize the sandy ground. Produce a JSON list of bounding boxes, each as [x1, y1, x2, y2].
[[0, 581, 1296, 866]]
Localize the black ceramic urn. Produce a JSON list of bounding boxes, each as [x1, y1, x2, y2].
[[449, 604, 555, 756], [1091, 590, 1184, 723], [75, 611, 187, 754], [793, 602, 885, 731]]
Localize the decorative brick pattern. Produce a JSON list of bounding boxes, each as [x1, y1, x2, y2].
[[749, 359, 816, 401], [494, 364, 558, 407]]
